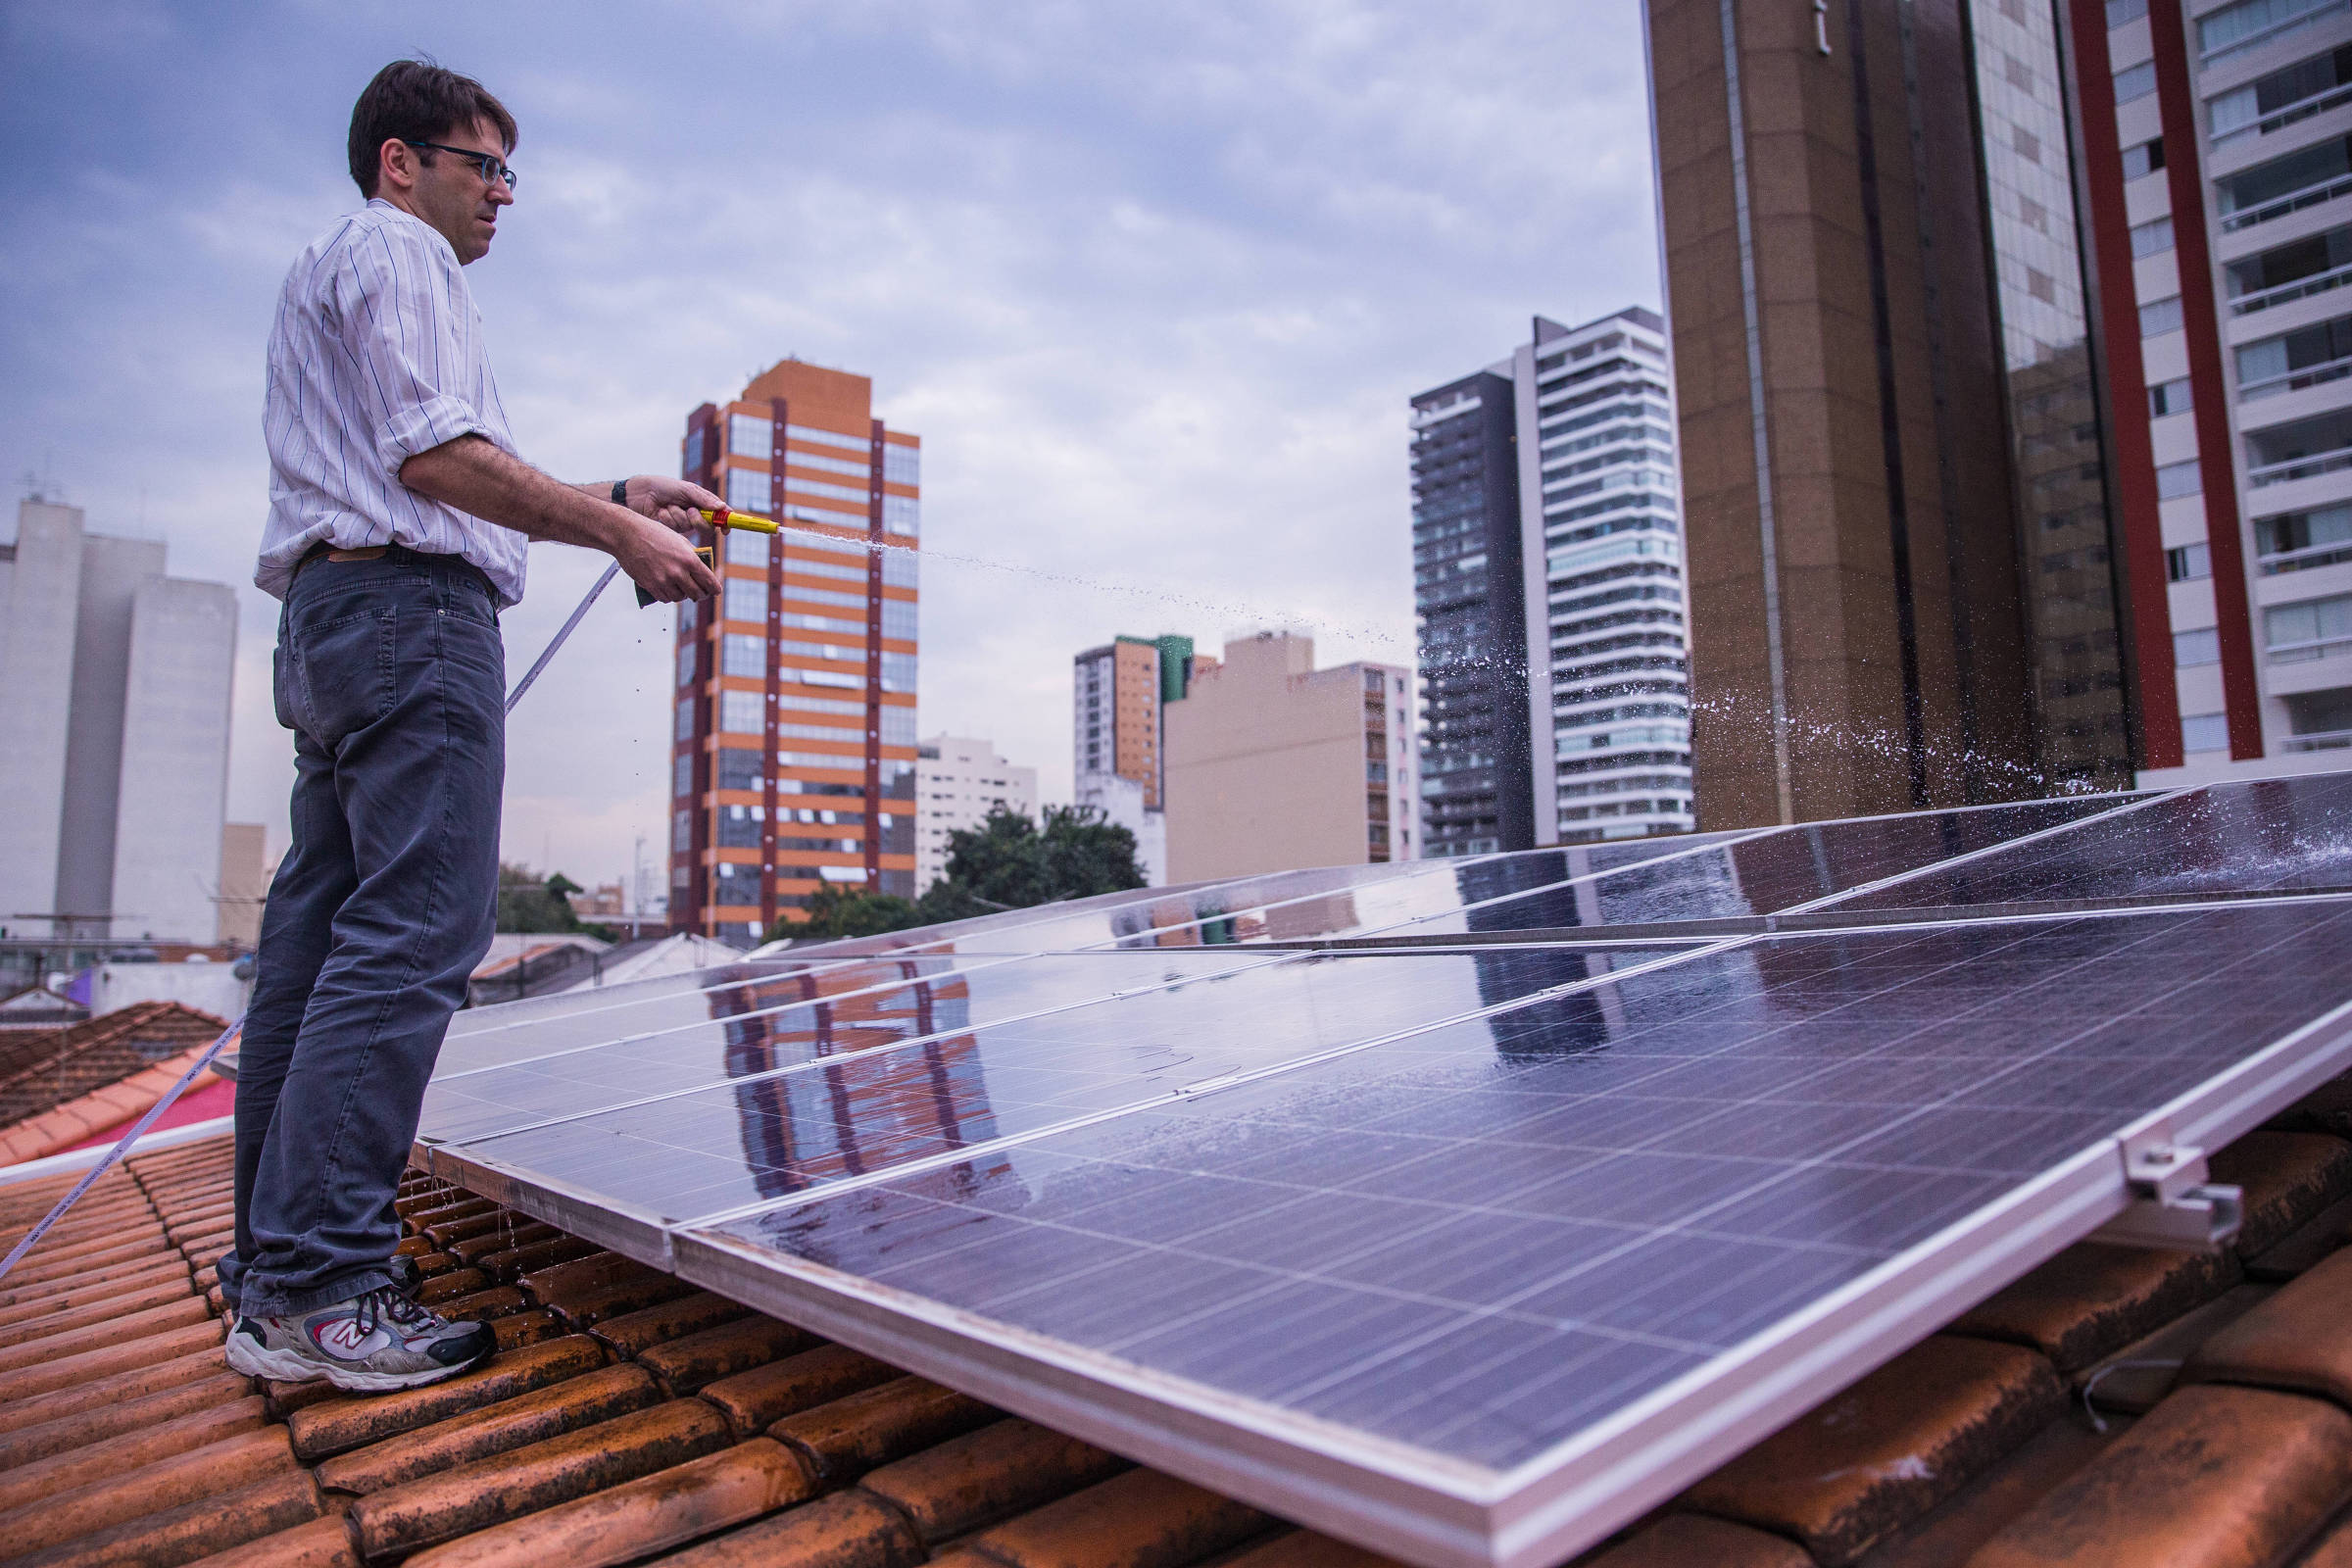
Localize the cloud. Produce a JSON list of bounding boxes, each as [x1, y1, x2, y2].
[[0, 0, 1658, 891]]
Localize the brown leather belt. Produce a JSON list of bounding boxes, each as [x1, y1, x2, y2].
[[294, 540, 494, 599]]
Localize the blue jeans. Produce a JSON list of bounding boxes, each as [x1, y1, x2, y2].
[[220, 548, 505, 1318]]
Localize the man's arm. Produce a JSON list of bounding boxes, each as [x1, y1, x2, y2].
[[400, 437, 719, 603], [568, 476, 726, 537]]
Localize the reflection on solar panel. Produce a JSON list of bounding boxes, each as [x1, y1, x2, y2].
[[419, 776, 2352, 1568]]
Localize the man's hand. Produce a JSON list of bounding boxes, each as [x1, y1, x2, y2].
[[613, 514, 717, 604], [399, 435, 718, 601], [616, 475, 726, 536]]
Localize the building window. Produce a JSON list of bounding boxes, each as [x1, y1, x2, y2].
[[683, 427, 707, 474], [2200, 0, 2344, 64], [727, 529, 769, 566], [720, 690, 763, 733], [2180, 711, 2230, 752], [2122, 137, 2167, 180], [2114, 61, 2158, 104], [2131, 217, 2176, 258], [726, 466, 772, 515], [2156, 459, 2203, 498], [787, 423, 869, 453], [2106, 0, 2146, 24], [881, 600, 918, 642], [880, 706, 917, 748], [884, 444, 920, 486], [723, 633, 764, 678], [2265, 591, 2352, 658], [881, 549, 918, 588], [676, 643, 697, 689], [729, 413, 770, 456], [2149, 378, 2193, 416], [2256, 502, 2352, 568], [2168, 542, 2212, 580], [672, 808, 691, 853], [716, 748, 762, 790], [881, 652, 918, 693], [2140, 296, 2184, 336], [2174, 627, 2223, 664], [674, 697, 693, 742], [673, 753, 692, 797], [884, 495, 920, 536], [723, 577, 768, 624]]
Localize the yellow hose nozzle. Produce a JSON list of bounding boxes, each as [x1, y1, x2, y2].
[[698, 508, 779, 534]]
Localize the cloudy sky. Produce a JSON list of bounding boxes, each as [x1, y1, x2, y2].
[[0, 0, 1660, 899]]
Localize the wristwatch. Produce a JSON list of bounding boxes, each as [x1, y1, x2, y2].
[[611, 479, 629, 507]]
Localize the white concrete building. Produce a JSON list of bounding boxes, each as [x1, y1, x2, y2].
[[1074, 769, 1168, 887], [0, 499, 237, 942], [913, 735, 1038, 893], [2097, 0, 2352, 778]]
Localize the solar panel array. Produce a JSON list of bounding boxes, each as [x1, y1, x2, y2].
[[420, 773, 2352, 1568]]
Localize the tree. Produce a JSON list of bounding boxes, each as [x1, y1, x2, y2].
[[916, 804, 1144, 924], [496, 864, 581, 933], [788, 883, 923, 941], [763, 804, 1149, 945]]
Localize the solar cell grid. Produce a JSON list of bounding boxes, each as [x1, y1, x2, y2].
[[697, 899, 2352, 1472]]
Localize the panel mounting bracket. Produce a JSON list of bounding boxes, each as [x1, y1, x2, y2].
[[2090, 1124, 2242, 1252]]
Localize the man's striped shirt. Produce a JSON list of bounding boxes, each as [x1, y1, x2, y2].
[[258, 199, 527, 605]]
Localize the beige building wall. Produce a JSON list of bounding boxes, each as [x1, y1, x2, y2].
[[1164, 633, 1413, 881], [217, 823, 268, 947]]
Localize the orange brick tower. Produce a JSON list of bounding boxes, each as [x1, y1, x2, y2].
[[669, 360, 920, 940]]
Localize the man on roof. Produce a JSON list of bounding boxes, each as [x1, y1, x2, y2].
[[220, 59, 721, 1392]]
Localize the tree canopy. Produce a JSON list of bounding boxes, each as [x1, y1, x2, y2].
[[775, 804, 1146, 943]]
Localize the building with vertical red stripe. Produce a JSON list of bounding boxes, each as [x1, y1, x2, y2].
[[669, 360, 920, 941], [2077, 0, 2352, 775]]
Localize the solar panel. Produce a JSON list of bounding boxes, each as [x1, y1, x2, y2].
[[417, 774, 2352, 1568]]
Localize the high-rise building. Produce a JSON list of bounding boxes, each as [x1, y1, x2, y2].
[[1162, 631, 1416, 880], [669, 360, 920, 941], [912, 735, 1039, 893], [1412, 310, 1694, 853], [1072, 634, 1196, 809], [2074, 0, 2352, 775], [0, 499, 237, 942]]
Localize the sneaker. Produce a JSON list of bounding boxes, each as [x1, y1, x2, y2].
[[225, 1283, 495, 1392]]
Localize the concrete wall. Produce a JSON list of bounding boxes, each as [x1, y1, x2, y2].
[[1074, 770, 1166, 887], [91, 959, 248, 1022], [57, 533, 167, 925], [913, 735, 1040, 892], [112, 579, 237, 941], [0, 503, 84, 935], [1164, 633, 1372, 882], [217, 824, 269, 947]]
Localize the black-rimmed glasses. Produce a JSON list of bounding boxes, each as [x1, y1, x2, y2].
[[403, 140, 517, 190]]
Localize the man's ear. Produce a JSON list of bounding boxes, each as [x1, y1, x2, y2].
[[376, 137, 417, 195]]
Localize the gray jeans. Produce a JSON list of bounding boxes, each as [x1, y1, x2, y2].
[[220, 547, 504, 1318]]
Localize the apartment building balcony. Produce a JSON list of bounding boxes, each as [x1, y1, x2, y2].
[[2244, 407, 2352, 497], [2215, 136, 2352, 245]]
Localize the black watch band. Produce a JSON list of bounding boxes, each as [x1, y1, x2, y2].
[[611, 479, 628, 507]]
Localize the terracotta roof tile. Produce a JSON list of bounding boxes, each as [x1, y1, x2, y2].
[[2207, 1132, 2352, 1260], [1683, 1336, 2065, 1565], [859, 1417, 1130, 1545], [345, 1396, 733, 1557], [7, 1074, 2352, 1568], [2180, 1247, 2352, 1409], [313, 1362, 662, 1496], [286, 1333, 610, 1460], [0, 1422, 297, 1557], [770, 1374, 999, 1483], [180, 1511, 361, 1568], [398, 1434, 813, 1568], [656, 1486, 925, 1568], [585, 1288, 747, 1358], [946, 1466, 1274, 1568], [699, 1341, 902, 1439], [1581, 1513, 1814, 1567], [1948, 1242, 2239, 1375], [1961, 1385, 2352, 1568], [636, 1312, 813, 1395]]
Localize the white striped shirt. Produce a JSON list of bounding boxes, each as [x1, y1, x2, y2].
[[257, 199, 528, 605]]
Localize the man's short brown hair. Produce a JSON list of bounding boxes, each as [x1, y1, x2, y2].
[[347, 60, 517, 200]]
